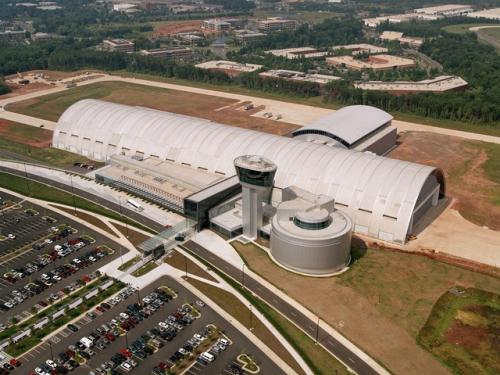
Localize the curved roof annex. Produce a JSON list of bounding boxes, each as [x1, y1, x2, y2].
[[54, 99, 444, 244], [292, 105, 393, 147]]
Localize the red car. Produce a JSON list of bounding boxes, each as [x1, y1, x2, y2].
[[105, 333, 115, 342], [120, 348, 132, 358], [9, 359, 21, 367], [96, 306, 105, 313]]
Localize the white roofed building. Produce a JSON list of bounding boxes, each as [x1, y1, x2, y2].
[[53, 100, 445, 244]]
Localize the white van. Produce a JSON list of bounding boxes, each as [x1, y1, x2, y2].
[[200, 352, 215, 362], [80, 337, 94, 348]]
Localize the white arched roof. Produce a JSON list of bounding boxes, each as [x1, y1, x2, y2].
[[292, 105, 393, 147], [54, 99, 444, 244]]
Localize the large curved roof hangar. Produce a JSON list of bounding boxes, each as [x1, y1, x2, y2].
[[54, 99, 445, 244]]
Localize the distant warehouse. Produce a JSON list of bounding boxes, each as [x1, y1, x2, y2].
[[265, 47, 329, 59], [354, 76, 468, 95], [0, 30, 26, 43], [327, 54, 416, 71], [102, 39, 134, 53], [257, 17, 297, 32], [140, 47, 193, 60], [467, 7, 500, 20], [259, 70, 341, 85], [195, 60, 263, 76]]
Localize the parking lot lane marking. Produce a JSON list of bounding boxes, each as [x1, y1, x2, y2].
[[348, 357, 355, 363], [290, 311, 297, 317], [327, 340, 336, 346]]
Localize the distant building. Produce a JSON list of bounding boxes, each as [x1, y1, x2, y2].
[[467, 7, 500, 20], [139, 47, 193, 60], [364, 4, 473, 28], [332, 43, 388, 55], [0, 30, 26, 43], [32, 32, 54, 41], [265, 47, 328, 59], [203, 19, 231, 32], [364, 13, 438, 28], [195, 60, 263, 76], [234, 29, 266, 44], [176, 32, 204, 43], [354, 75, 468, 94], [327, 54, 416, 71], [379, 31, 424, 48], [112, 3, 140, 13], [414, 4, 473, 17], [259, 70, 341, 85], [257, 18, 297, 32], [102, 39, 135, 53]]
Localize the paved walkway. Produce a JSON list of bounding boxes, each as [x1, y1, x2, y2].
[[1, 188, 307, 375]]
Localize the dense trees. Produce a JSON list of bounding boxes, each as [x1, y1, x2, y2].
[[205, 0, 255, 11], [0, 78, 11, 95]]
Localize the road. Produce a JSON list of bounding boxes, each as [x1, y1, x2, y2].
[[182, 240, 380, 375], [2, 72, 500, 145], [0, 164, 385, 375]]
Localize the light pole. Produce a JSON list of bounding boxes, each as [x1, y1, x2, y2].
[[48, 340, 54, 361], [69, 174, 77, 216], [315, 316, 320, 345], [23, 163, 31, 196], [241, 263, 245, 289], [249, 304, 254, 331]]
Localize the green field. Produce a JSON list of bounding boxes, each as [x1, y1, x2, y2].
[[443, 24, 500, 51], [418, 288, 500, 375], [442, 23, 496, 34], [0, 136, 95, 169]]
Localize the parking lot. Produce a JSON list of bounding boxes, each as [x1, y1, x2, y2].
[[0, 191, 130, 326], [23, 276, 284, 375]]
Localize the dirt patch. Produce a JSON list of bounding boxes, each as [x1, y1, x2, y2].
[[165, 250, 217, 282], [1, 81, 52, 98], [445, 320, 489, 351], [390, 131, 500, 230], [111, 222, 151, 247], [0, 119, 52, 147], [152, 20, 203, 37]]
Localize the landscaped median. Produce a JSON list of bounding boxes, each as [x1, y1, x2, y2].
[[118, 255, 142, 271], [0, 276, 125, 357], [132, 261, 158, 277]]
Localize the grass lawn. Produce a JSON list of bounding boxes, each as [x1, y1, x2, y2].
[[442, 23, 497, 34], [51, 204, 117, 237], [118, 72, 500, 137], [477, 26, 500, 51], [230, 241, 500, 374], [112, 223, 151, 246], [0, 171, 154, 233], [132, 261, 158, 277], [418, 288, 500, 375], [0, 118, 96, 170], [165, 250, 217, 282]]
